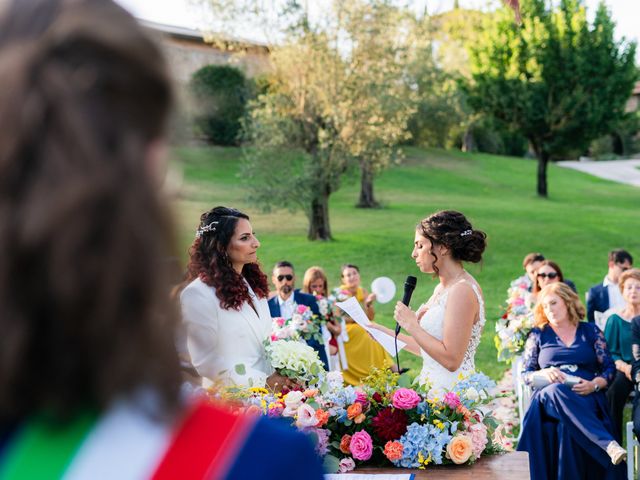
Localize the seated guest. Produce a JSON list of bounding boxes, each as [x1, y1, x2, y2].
[[629, 315, 640, 440], [517, 283, 626, 480], [606, 269, 640, 441], [587, 249, 633, 324], [335, 264, 392, 385], [0, 1, 323, 477], [516, 252, 546, 292], [268, 261, 329, 369], [302, 266, 346, 370], [531, 260, 577, 302]]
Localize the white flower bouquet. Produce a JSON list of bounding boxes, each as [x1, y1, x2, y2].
[[265, 339, 325, 383]]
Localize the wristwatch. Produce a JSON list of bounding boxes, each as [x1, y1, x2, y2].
[[593, 383, 601, 393]]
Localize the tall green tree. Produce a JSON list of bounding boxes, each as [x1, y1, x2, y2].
[[467, 0, 637, 197], [204, 0, 417, 238]]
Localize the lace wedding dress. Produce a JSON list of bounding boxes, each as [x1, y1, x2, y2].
[[417, 278, 486, 393]]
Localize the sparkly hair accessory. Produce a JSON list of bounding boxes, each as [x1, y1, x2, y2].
[[195, 221, 219, 239], [460, 229, 472, 237]]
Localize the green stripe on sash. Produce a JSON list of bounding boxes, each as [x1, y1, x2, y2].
[[0, 411, 96, 480]]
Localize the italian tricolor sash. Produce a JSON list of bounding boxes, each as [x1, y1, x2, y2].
[[0, 400, 255, 480]]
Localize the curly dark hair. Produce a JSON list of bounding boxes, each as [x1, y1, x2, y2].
[[0, 0, 181, 422], [187, 206, 269, 310], [417, 210, 487, 275]]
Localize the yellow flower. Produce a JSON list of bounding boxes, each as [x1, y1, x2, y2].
[[433, 419, 445, 430], [417, 452, 432, 469], [249, 387, 269, 395]]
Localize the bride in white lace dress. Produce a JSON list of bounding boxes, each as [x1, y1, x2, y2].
[[371, 210, 487, 393]]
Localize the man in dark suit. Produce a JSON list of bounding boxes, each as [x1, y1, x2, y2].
[[586, 249, 633, 324], [268, 261, 329, 369]]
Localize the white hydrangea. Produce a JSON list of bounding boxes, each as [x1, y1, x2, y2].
[[265, 340, 324, 382]]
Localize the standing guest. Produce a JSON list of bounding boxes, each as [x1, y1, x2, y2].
[[181, 208, 296, 391], [604, 269, 640, 442], [0, 1, 323, 478], [517, 283, 626, 480], [587, 249, 633, 324], [531, 260, 577, 300], [302, 266, 346, 370], [336, 264, 393, 385], [267, 261, 329, 369]]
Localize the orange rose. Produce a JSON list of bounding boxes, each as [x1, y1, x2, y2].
[[447, 434, 473, 464], [354, 413, 366, 424], [456, 404, 471, 421], [384, 441, 404, 461], [315, 408, 330, 427], [347, 403, 363, 420], [304, 389, 319, 398], [340, 434, 352, 454]]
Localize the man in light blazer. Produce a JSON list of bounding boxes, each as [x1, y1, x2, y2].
[[268, 261, 329, 369], [586, 249, 633, 324]]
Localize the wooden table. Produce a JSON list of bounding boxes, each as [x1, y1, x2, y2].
[[354, 452, 530, 479]]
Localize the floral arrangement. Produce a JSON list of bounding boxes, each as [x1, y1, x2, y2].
[[209, 368, 506, 473], [494, 276, 535, 364], [265, 339, 324, 384], [271, 304, 322, 343]]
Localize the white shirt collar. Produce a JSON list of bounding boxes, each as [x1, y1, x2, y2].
[[603, 275, 615, 287]]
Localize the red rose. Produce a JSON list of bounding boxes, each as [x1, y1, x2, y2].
[[372, 392, 383, 403], [371, 407, 408, 442]]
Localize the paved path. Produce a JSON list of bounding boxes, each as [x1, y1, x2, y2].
[[557, 158, 640, 187]]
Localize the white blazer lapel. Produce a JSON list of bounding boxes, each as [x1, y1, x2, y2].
[[238, 302, 266, 346]]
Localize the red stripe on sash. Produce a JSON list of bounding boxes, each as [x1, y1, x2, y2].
[[151, 400, 254, 480]]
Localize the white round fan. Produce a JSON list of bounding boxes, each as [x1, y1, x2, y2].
[[371, 277, 396, 304]]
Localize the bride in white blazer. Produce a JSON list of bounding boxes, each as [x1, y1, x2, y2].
[[180, 206, 295, 390]]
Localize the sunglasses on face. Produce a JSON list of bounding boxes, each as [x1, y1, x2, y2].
[[538, 272, 558, 279], [277, 274, 293, 282]]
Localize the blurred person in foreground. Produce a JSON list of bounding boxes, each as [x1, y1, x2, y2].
[[0, 1, 323, 478]]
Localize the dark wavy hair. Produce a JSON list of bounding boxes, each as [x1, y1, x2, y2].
[[0, 0, 181, 422], [187, 206, 269, 310], [417, 210, 487, 276], [532, 260, 565, 294]]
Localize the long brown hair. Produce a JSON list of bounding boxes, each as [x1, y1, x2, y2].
[[0, 0, 181, 422], [186, 206, 269, 310]]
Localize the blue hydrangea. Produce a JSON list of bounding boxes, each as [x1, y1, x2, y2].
[[416, 401, 430, 416], [392, 422, 452, 468], [451, 372, 495, 405], [322, 385, 357, 408]]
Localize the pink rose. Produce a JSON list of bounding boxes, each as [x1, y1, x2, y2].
[[392, 388, 421, 410], [296, 403, 320, 428], [468, 422, 488, 458], [354, 390, 370, 409], [513, 297, 525, 306], [297, 304, 308, 314], [443, 392, 461, 409], [349, 430, 373, 461], [338, 457, 356, 473]]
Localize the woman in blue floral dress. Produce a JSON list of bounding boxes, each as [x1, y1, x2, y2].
[[517, 283, 626, 480]]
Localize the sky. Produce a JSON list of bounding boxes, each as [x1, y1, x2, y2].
[[116, 0, 639, 57]]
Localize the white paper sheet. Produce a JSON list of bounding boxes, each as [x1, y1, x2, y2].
[[335, 297, 407, 356], [325, 474, 415, 480]]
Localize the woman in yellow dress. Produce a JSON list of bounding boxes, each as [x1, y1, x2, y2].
[[335, 264, 392, 385]]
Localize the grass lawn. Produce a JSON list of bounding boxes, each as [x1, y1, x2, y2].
[[172, 145, 640, 380]]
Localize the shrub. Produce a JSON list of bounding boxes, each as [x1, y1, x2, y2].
[[190, 65, 248, 146]]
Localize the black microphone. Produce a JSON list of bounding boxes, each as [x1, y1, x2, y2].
[[396, 276, 417, 336]]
